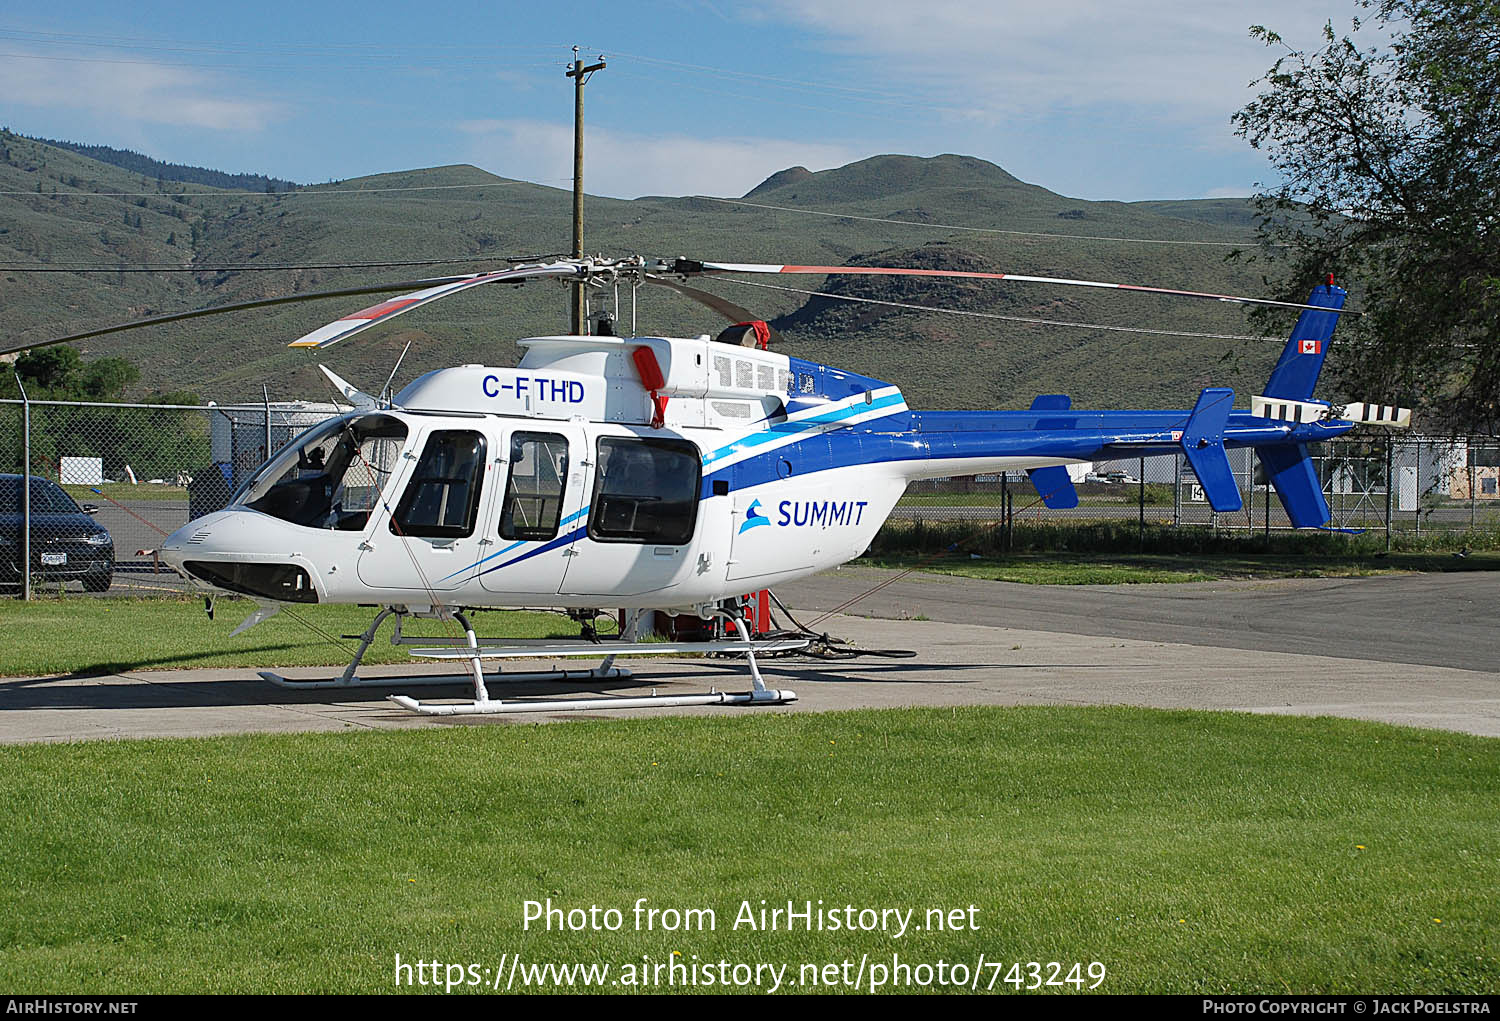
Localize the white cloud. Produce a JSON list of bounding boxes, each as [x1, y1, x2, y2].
[[1204, 186, 1253, 199], [760, 0, 1341, 126], [0, 49, 278, 131], [458, 118, 866, 199]]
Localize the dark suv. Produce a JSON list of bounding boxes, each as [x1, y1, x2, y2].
[[0, 475, 114, 592]]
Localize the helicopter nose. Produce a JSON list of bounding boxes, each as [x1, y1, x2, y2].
[[159, 510, 323, 604], [159, 510, 242, 576]]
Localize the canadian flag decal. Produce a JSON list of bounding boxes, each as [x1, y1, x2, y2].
[[1300, 339, 1322, 355]]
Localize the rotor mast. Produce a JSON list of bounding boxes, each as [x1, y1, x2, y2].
[[567, 46, 606, 335]]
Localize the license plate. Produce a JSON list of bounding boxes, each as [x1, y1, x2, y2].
[[41, 552, 66, 566]]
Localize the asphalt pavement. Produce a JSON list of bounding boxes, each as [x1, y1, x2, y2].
[[1, 568, 1496, 744]]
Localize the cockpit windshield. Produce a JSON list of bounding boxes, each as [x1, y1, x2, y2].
[[238, 414, 409, 529]]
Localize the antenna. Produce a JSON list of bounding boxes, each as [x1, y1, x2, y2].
[[380, 339, 413, 407], [566, 45, 606, 336]]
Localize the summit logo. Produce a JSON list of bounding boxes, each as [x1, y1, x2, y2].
[[739, 499, 770, 534]]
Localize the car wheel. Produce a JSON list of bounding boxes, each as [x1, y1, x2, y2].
[[82, 570, 113, 593]]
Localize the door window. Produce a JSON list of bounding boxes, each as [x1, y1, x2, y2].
[[588, 437, 701, 544], [499, 432, 569, 540], [391, 430, 486, 538]]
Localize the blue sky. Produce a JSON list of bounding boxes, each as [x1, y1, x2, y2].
[[0, 1, 1355, 202]]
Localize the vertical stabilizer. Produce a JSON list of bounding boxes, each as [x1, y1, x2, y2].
[[1258, 444, 1332, 529], [1262, 283, 1346, 400]]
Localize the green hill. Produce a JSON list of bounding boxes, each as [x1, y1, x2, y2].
[[0, 133, 1313, 411], [18, 134, 300, 194]]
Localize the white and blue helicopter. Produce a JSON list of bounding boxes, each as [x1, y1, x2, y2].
[[13, 255, 1410, 715]]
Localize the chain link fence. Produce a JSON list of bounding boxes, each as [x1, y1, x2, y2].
[[1, 397, 341, 597], [4, 395, 1498, 596], [895, 435, 1500, 538]]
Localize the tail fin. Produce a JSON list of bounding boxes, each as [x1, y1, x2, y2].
[[1258, 443, 1330, 529], [1262, 282, 1347, 401]]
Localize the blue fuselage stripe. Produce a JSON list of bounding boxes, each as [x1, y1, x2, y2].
[[434, 406, 1353, 582], [435, 505, 589, 582], [700, 393, 907, 467]]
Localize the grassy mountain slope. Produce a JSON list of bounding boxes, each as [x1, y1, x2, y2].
[[19, 134, 300, 193], [0, 136, 1309, 411]]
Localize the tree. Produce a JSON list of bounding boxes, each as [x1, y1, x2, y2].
[[2, 347, 205, 481], [15, 346, 81, 390], [1234, 1, 1500, 432]]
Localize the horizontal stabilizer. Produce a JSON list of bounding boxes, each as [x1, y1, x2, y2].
[[1181, 387, 1241, 513], [1027, 465, 1079, 509], [1259, 444, 1331, 529]]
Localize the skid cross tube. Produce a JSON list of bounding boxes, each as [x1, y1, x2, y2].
[[386, 610, 798, 716]]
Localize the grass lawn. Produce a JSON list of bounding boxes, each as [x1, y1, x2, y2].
[[0, 596, 578, 677], [0, 707, 1494, 993], [62, 482, 189, 504], [863, 551, 1500, 585], [896, 491, 1172, 509]]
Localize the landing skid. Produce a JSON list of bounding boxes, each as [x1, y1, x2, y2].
[[259, 605, 801, 715], [256, 666, 632, 690], [390, 687, 792, 717]]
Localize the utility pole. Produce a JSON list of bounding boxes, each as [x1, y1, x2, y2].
[[567, 46, 606, 335]]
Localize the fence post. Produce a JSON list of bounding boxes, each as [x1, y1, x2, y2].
[[1415, 438, 1422, 537], [1385, 435, 1393, 552], [18, 377, 30, 602], [1172, 453, 1181, 527], [999, 472, 1009, 553], [1470, 457, 1476, 532], [1137, 455, 1145, 552]]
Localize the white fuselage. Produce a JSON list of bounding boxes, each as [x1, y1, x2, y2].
[[159, 335, 946, 612], [162, 411, 909, 611]]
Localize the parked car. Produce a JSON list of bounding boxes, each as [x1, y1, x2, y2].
[[0, 474, 114, 592]]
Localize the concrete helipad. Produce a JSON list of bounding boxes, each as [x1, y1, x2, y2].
[[1, 569, 1497, 743]]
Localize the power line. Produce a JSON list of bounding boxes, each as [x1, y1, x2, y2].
[[715, 277, 1279, 343], [0, 27, 571, 59], [0, 46, 563, 74], [0, 258, 528, 274], [0, 178, 571, 197], [691, 195, 1274, 248]]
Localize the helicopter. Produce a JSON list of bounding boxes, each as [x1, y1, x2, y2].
[[9, 255, 1410, 715]]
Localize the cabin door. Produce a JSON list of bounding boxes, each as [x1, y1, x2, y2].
[[558, 433, 703, 600], [356, 424, 498, 594], [477, 423, 588, 599]]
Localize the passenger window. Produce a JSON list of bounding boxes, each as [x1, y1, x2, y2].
[[499, 432, 568, 541], [391, 430, 486, 538], [588, 437, 701, 544]]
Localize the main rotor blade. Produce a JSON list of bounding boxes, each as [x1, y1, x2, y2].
[[288, 262, 585, 349], [682, 261, 1354, 316], [0, 274, 475, 357], [643, 275, 784, 345]]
